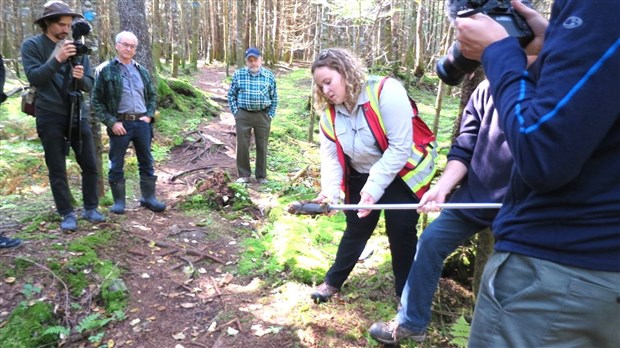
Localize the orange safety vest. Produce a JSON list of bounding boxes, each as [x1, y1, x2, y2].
[[320, 76, 439, 201]]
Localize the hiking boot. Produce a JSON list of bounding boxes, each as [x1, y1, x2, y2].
[[82, 209, 106, 223], [0, 235, 22, 248], [236, 177, 251, 183], [369, 319, 426, 345], [256, 178, 268, 184], [60, 212, 77, 232], [311, 282, 339, 303]]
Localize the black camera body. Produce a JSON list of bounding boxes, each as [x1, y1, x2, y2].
[[436, 0, 534, 86], [70, 19, 92, 58]]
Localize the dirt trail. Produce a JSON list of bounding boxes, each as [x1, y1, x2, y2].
[[0, 64, 303, 348]]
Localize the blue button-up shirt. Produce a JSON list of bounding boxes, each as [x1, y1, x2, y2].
[[117, 58, 147, 114], [227, 67, 278, 118]]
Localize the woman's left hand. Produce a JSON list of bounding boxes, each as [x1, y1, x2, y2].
[[357, 191, 376, 218]]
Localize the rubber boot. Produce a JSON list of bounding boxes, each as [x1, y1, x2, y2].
[[109, 180, 126, 214], [139, 176, 166, 212]]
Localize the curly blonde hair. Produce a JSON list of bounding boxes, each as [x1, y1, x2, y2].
[[311, 48, 367, 112]]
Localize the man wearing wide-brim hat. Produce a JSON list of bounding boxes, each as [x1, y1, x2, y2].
[[21, 0, 105, 232]]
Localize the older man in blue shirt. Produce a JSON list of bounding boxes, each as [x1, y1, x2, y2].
[[227, 47, 278, 184], [93, 31, 165, 214]]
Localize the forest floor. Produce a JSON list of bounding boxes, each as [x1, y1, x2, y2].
[[0, 64, 472, 348]]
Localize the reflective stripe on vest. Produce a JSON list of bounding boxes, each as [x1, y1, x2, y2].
[[319, 76, 438, 199]]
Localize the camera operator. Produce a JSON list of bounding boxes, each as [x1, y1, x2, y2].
[[21, 1, 104, 232], [454, 1, 619, 346]]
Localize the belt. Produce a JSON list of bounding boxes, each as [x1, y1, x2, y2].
[[239, 108, 267, 113], [117, 113, 147, 121]]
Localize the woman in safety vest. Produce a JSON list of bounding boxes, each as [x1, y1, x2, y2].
[[309, 48, 432, 303]]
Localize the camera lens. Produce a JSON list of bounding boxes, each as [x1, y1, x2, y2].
[[436, 42, 481, 85]]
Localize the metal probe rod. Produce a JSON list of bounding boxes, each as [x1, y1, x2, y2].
[[327, 203, 502, 210]]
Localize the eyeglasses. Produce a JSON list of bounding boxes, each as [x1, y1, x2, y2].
[[119, 42, 137, 50]]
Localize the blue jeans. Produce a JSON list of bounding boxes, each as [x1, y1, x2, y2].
[[396, 209, 486, 333], [469, 252, 620, 348], [36, 114, 99, 215], [108, 120, 155, 182]]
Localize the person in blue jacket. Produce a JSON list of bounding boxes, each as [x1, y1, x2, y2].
[[455, 1, 619, 347], [369, 79, 512, 345]]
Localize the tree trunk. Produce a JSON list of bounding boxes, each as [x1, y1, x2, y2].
[[80, 0, 105, 198], [473, 228, 493, 297], [168, 0, 180, 77], [413, 0, 426, 77], [190, 1, 199, 69]]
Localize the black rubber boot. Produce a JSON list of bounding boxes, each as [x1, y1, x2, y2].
[[139, 176, 166, 212], [109, 180, 126, 214]]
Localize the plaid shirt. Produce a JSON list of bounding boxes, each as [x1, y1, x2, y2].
[[227, 67, 278, 118], [92, 59, 157, 128]]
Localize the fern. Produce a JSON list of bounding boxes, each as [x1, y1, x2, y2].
[[112, 310, 126, 321], [88, 332, 105, 343], [76, 313, 113, 333], [43, 325, 70, 338], [448, 315, 470, 348]]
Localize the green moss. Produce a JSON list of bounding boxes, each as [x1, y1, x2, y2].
[[0, 302, 58, 348], [2, 257, 33, 278], [101, 278, 128, 313]]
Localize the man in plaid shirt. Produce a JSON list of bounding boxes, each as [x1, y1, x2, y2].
[[227, 47, 278, 184]]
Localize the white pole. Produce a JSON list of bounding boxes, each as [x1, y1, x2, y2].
[[328, 203, 502, 211]]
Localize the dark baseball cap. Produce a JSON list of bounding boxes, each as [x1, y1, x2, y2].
[[245, 47, 261, 59]]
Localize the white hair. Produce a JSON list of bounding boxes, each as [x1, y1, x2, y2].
[[115, 31, 138, 46]]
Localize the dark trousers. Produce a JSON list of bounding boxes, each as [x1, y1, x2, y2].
[[107, 120, 155, 182], [36, 114, 99, 216], [234, 109, 271, 179], [325, 170, 420, 296]]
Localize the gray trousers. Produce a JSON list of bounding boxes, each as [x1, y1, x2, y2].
[[234, 108, 271, 179], [468, 252, 620, 348]]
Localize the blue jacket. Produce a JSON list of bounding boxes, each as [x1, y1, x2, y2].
[[448, 80, 512, 226], [483, 0, 620, 272]]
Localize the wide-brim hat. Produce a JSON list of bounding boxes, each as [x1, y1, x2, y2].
[[35, 1, 83, 25]]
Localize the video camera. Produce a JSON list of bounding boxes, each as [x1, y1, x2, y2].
[[436, 0, 534, 86], [70, 19, 92, 58]]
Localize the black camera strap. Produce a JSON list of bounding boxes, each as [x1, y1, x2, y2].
[[457, 0, 499, 18]]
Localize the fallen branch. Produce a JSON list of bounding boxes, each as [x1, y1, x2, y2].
[[289, 164, 310, 184], [170, 166, 216, 182], [186, 248, 225, 264], [132, 234, 176, 249], [159, 248, 180, 257], [128, 249, 148, 257]]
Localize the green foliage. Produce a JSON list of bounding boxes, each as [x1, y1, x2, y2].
[[155, 74, 220, 147], [21, 283, 42, 299], [228, 182, 254, 211], [179, 191, 221, 211], [3, 257, 33, 278], [76, 313, 115, 333], [101, 279, 129, 313], [0, 302, 58, 348], [449, 315, 471, 348], [42, 325, 71, 338]]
